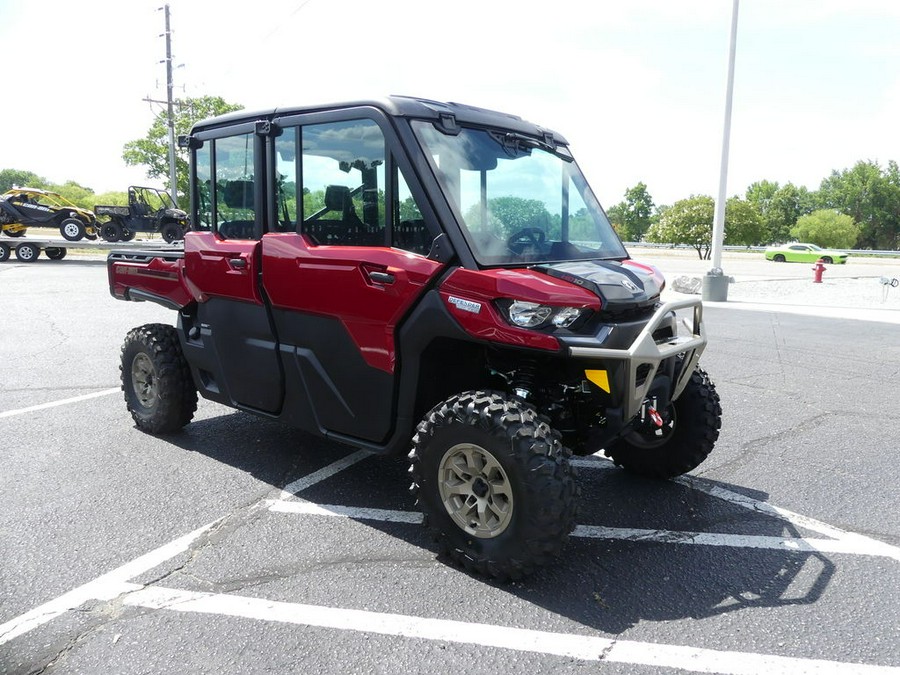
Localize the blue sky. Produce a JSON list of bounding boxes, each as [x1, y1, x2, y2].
[[1, 0, 898, 208]]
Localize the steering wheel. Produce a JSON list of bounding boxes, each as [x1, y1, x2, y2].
[[507, 227, 546, 250]]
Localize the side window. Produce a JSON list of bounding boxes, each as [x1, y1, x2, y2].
[[215, 133, 256, 240], [300, 119, 385, 246], [194, 143, 213, 230], [392, 168, 431, 256], [274, 127, 300, 232]]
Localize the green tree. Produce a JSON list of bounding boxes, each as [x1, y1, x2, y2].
[[605, 202, 626, 238], [745, 179, 779, 241], [92, 190, 129, 207], [303, 188, 325, 218], [606, 182, 655, 241], [645, 195, 715, 259], [0, 169, 48, 193], [817, 160, 900, 249], [745, 179, 779, 210], [790, 209, 860, 249], [399, 195, 423, 221], [123, 95, 244, 207], [52, 181, 99, 210], [769, 183, 815, 242], [645, 195, 764, 258], [745, 180, 815, 244], [723, 196, 765, 246], [463, 197, 551, 236]]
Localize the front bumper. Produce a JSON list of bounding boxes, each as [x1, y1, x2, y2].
[[564, 298, 706, 422]]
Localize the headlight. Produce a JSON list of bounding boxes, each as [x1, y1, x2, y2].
[[508, 301, 552, 327], [501, 300, 587, 329], [551, 306, 583, 327]]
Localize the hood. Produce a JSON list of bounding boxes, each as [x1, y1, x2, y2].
[[532, 260, 663, 312]]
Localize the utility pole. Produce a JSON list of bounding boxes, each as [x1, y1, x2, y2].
[[704, 0, 739, 302], [161, 4, 178, 205]]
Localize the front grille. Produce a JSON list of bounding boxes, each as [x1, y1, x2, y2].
[[594, 300, 659, 322]]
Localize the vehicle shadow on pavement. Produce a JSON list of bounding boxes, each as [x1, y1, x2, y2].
[[160, 409, 836, 636], [523, 466, 836, 634]]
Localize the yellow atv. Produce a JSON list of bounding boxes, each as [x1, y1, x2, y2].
[[0, 188, 99, 241]]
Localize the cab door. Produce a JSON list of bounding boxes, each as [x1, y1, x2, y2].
[[182, 129, 283, 413], [261, 115, 446, 442]]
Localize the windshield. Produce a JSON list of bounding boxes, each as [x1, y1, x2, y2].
[[412, 121, 627, 265], [134, 187, 176, 211]]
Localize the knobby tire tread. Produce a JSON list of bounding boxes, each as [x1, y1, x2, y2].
[[606, 367, 721, 479], [409, 390, 579, 581], [121, 323, 197, 434]]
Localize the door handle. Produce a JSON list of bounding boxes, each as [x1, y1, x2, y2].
[[367, 270, 395, 284], [229, 257, 247, 270]]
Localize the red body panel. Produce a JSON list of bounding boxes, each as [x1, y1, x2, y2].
[[108, 254, 193, 308], [438, 268, 601, 352], [184, 232, 263, 304], [622, 259, 666, 291], [261, 233, 444, 373]]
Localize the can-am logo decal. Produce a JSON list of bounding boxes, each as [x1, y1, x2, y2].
[[621, 279, 640, 293], [448, 296, 482, 314]]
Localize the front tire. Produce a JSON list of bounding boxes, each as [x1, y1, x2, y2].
[[60, 218, 86, 241], [409, 390, 578, 580], [605, 368, 721, 479], [773, 254, 785, 262], [121, 324, 197, 434]]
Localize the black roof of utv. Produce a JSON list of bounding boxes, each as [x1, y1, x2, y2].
[[189, 95, 569, 144]]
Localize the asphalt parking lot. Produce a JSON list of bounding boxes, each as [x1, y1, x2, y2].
[[2, 256, 899, 674]]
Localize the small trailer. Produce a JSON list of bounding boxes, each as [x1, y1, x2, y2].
[[0, 235, 181, 263]]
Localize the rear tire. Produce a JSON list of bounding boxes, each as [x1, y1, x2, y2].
[[121, 323, 197, 434], [45, 247, 67, 260], [409, 390, 578, 580], [605, 368, 721, 479], [101, 221, 123, 242], [821, 256, 833, 264], [161, 222, 183, 243], [60, 218, 86, 241], [0, 243, 10, 262], [4, 228, 26, 237], [15, 243, 40, 262]]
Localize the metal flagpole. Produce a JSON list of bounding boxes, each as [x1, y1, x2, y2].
[[704, 0, 739, 301]]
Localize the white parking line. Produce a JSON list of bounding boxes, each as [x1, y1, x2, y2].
[[116, 585, 898, 674], [0, 519, 220, 646], [269, 499, 422, 523], [278, 449, 370, 500], [267, 499, 900, 561], [0, 450, 362, 645], [0, 388, 120, 419], [4, 451, 899, 675]]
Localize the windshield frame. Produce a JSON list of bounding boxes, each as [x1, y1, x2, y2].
[[410, 120, 628, 268]]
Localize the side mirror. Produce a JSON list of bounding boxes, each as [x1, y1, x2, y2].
[[178, 135, 202, 150]]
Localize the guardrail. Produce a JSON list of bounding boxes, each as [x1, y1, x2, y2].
[[624, 243, 900, 258]]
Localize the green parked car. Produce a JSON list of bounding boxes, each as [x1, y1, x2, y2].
[[764, 243, 849, 264]]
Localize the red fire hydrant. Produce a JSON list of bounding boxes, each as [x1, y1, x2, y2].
[[812, 258, 826, 283]]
